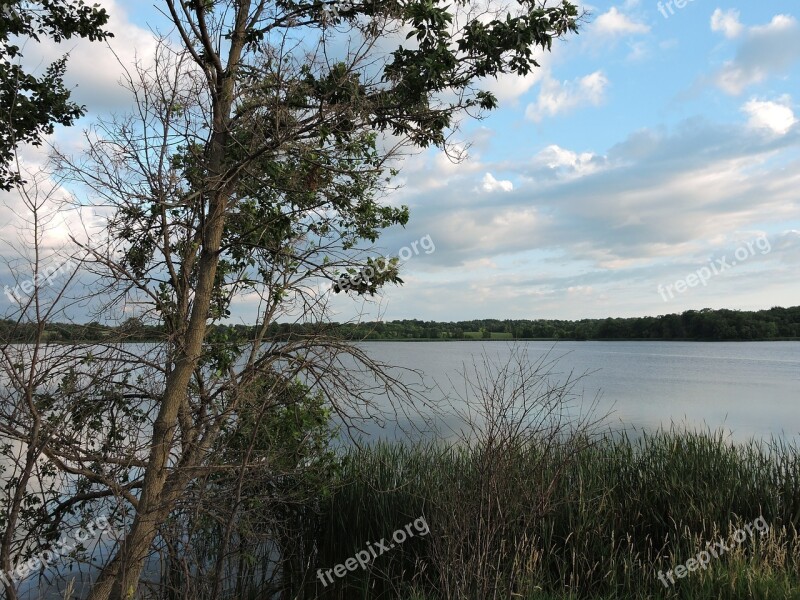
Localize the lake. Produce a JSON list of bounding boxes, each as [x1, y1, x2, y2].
[[348, 340, 800, 442]]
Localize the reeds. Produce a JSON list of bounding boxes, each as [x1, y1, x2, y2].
[[309, 429, 800, 599]]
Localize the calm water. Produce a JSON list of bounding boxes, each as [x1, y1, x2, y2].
[[351, 341, 800, 442]]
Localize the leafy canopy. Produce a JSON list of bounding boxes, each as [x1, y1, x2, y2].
[[0, 0, 112, 189]]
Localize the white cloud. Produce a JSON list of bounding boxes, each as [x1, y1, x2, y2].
[[480, 172, 513, 193], [525, 71, 609, 122], [482, 69, 546, 104], [626, 41, 649, 62], [391, 118, 800, 271], [0, 164, 103, 293], [711, 8, 744, 39], [715, 69, 757, 97], [438, 207, 540, 255], [742, 97, 797, 135], [751, 13, 797, 35], [17, 0, 158, 113], [532, 145, 602, 176], [712, 13, 800, 95], [593, 7, 650, 37], [329, 118, 800, 320]]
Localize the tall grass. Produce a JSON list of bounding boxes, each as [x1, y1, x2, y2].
[[309, 430, 800, 599]]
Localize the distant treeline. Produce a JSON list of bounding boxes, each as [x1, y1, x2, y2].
[[347, 306, 800, 341], [2, 306, 799, 343]]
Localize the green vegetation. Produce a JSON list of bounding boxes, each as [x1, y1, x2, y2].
[[164, 429, 800, 599], [161, 373, 340, 599], [313, 432, 800, 599], [1, 0, 585, 595], [0, 0, 112, 189], [5, 305, 799, 343], [340, 306, 800, 341], [463, 330, 514, 340]]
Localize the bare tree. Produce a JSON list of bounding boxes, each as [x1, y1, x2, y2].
[[425, 346, 604, 600], [0, 167, 132, 600]]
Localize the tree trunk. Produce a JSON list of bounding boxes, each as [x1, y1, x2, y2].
[[87, 196, 227, 600], [86, 42, 245, 600]]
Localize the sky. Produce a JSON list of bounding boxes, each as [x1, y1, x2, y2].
[[1, 0, 799, 323]]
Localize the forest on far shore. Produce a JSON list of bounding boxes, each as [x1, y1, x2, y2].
[[4, 305, 799, 343]]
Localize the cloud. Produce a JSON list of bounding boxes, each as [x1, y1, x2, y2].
[[530, 145, 604, 178], [480, 172, 513, 193], [15, 0, 158, 113], [525, 71, 609, 122], [742, 97, 798, 135], [592, 7, 650, 38], [231, 116, 800, 321], [377, 116, 800, 277], [481, 68, 547, 104], [711, 8, 744, 39], [712, 13, 800, 95], [625, 40, 649, 62]]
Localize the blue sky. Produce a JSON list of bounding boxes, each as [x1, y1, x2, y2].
[[1, 0, 799, 323], [363, 0, 800, 322]]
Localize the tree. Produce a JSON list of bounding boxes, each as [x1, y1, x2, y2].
[[0, 168, 109, 600], [0, 0, 112, 189], [162, 372, 340, 599], [0, 1, 585, 598]]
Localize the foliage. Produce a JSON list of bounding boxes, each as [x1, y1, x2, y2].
[[305, 306, 800, 340], [161, 372, 340, 599], [0, 0, 112, 189]]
